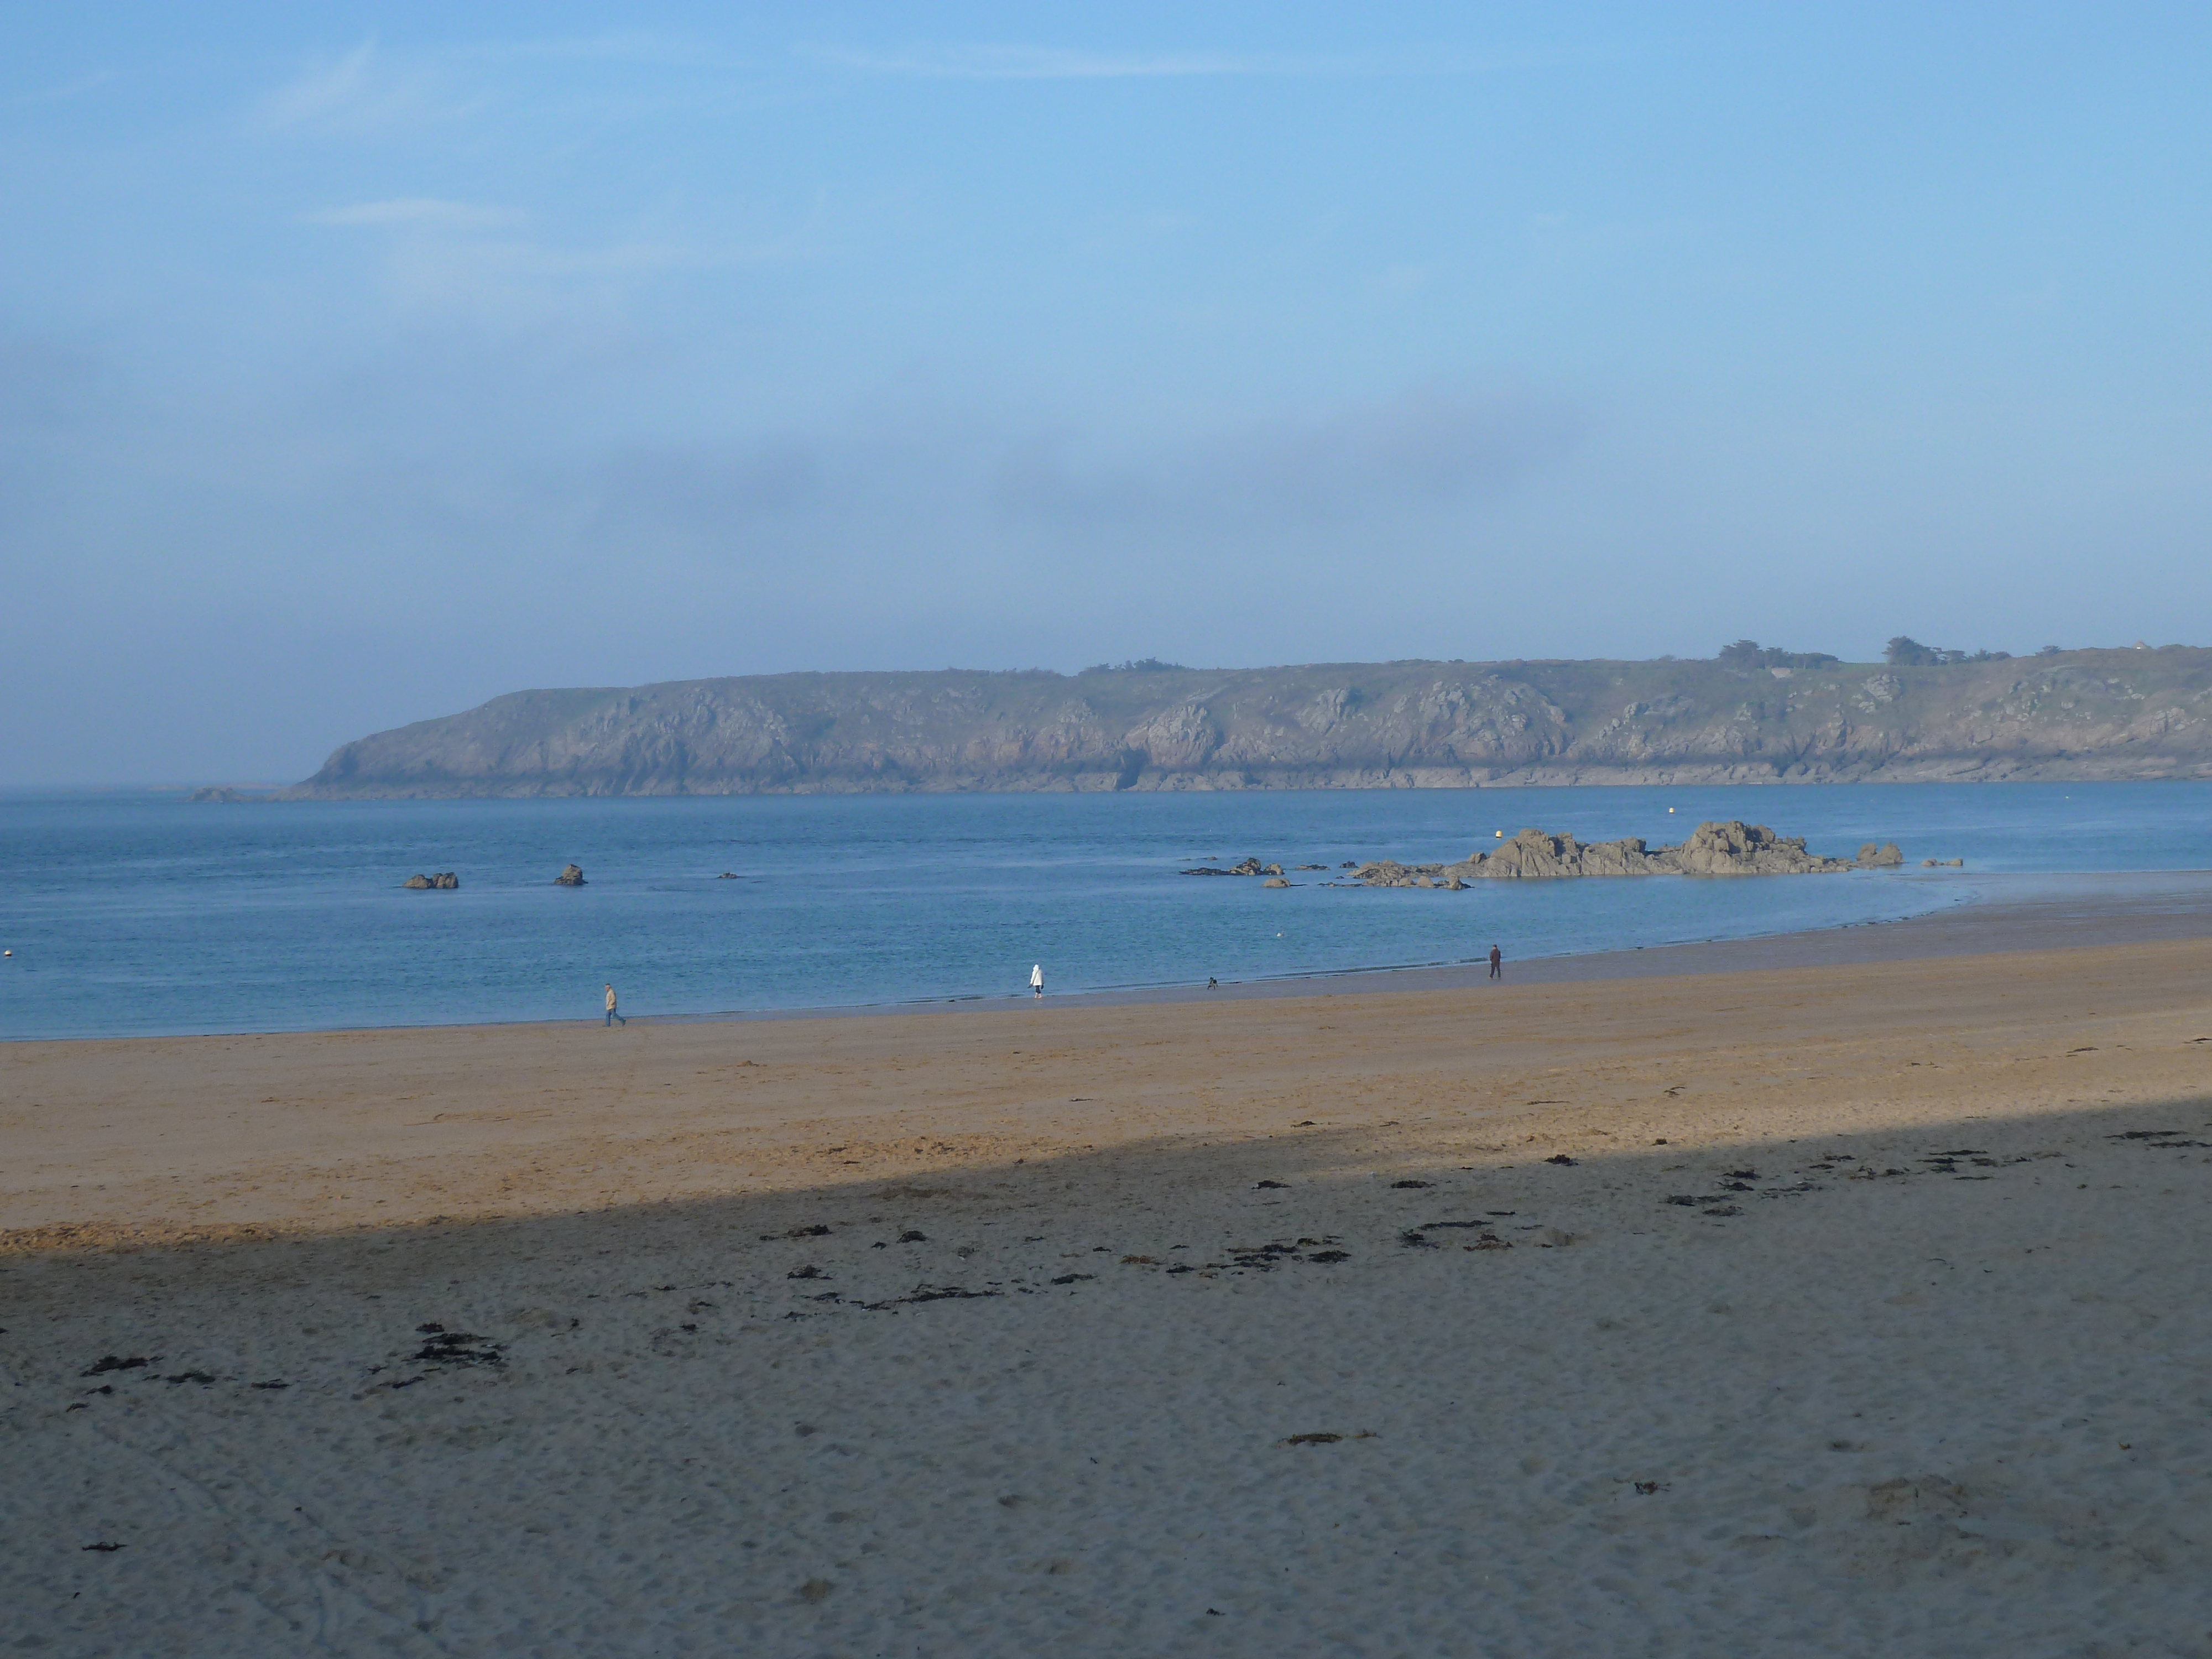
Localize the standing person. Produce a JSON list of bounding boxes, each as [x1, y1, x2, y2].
[[1488, 945, 1503, 980], [1029, 963, 1045, 998], [604, 983, 627, 1026]]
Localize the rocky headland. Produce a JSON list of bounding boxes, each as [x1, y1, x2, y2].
[[280, 646, 2212, 799]]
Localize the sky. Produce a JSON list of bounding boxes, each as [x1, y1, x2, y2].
[[5, 4, 2211, 784]]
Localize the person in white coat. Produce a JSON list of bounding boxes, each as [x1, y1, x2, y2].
[[604, 983, 627, 1026], [1029, 963, 1044, 998]]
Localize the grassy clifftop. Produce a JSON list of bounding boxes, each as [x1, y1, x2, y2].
[[285, 648, 2212, 797]]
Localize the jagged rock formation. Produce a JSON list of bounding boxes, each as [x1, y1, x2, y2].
[[554, 864, 586, 886], [1350, 822, 1898, 886], [283, 648, 2212, 798], [187, 786, 248, 804], [401, 872, 460, 890]]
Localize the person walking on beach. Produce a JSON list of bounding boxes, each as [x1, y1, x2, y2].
[[604, 983, 627, 1026], [1029, 963, 1045, 998], [1488, 944, 1503, 980]]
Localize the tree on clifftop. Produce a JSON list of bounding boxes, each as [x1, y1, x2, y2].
[[1717, 640, 1841, 671], [1887, 637, 2012, 666]]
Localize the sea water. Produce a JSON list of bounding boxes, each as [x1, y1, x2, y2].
[[3, 782, 2208, 1039]]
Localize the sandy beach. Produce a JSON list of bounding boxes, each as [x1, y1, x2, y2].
[[6, 906, 2212, 1656]]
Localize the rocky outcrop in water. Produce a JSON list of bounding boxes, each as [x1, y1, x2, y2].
[[281, 647, 2212, 798], [187, 786, 248, 804], [1350, 821, 1898, 886], [554, 864, 587, 886], [402, 872, 460, 890]]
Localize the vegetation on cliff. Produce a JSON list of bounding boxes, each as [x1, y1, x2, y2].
[[286, 645, 2212, 797]]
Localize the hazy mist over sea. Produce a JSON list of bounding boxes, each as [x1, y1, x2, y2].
[[6, 7, 2212, 784]]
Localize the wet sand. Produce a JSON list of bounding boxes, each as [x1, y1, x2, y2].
[[5, 910, 2212, 1654]]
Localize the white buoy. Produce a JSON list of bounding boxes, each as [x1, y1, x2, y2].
[[1669, 806, 1676, 813], [2, 949, 9, 957], [1495, 830, 1504, 838]]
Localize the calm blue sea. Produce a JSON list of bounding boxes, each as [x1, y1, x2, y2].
[[3, 783, 2208, 1040]]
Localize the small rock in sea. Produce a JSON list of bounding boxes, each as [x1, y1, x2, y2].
[[1543, 1154, 1578, 1166], [403, 872, 459, 889], [716, 871, 740, 879], [898, 1229, 927, 1243], [1262, 877, 1291, 888], [554, 863, 587, 886]]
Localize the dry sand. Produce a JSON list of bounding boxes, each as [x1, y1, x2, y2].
[[6, 921, 2212, 1655]]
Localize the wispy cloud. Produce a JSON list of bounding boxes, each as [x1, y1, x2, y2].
[[303, 199, 528, 231], [804, 43, 1505, 80], [262, 40, 376, 124], [10, 68, 117, 105], [258, 39, 479, 133], [992, 386, 1582, 526], [489, 32, 752, 71]]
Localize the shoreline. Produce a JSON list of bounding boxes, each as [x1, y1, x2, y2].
[[18, 868, 2209, 1045], [8, 881, 2212, 1258], [726, 868, 2212, 1019]]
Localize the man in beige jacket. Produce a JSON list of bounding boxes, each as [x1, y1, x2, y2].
[[604, 984, 627, 1026]]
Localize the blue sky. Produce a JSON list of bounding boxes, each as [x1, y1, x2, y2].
[[5, 4, 2210, 782]]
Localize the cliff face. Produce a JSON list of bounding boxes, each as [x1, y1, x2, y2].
[[285, 649, 2212, 798]]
